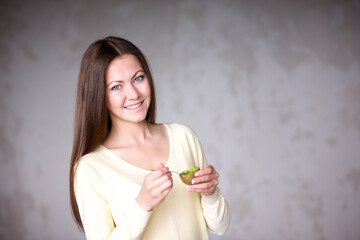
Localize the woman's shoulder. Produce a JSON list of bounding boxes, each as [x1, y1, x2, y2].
[[77, 145, 107, 169], [163, 122, 199, 139], [164, 122, 194, 133]]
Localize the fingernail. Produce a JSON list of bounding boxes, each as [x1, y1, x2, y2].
[[186, 186, 191, 191], [191, 179, 196, 184], [195, 172, 199, 177]]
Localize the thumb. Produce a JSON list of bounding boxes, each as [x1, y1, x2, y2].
[[156, 163, 164, 170]]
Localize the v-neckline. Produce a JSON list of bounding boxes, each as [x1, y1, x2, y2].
[[99, 123, 173, 173]]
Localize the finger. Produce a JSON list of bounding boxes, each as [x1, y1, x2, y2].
[[150, 166, 170, 179], [149, 171, 173, 190], [144, 169, 169, 191], [156, 163, 165, 170], [152, 177, 173, 196], [160, 178, 173, 193], [159, 185, 173, 199], [192, 174, 214, 184], [195, 165, 214, 177], [192, 170, 219, 184], [187, 185, 216, 195], [189, 180, 218, 191], [187, 183, 217, 195]]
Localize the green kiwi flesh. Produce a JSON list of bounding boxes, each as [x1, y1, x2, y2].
[[179, 167, 200, 185]]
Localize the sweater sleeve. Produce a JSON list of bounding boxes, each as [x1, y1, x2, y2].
[[188, 127, 231, 235], [201, 188, 231, 235], [74, 161, 152, 240]]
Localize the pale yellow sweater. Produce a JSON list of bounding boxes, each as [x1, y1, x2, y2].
[[75, 123, 231, 240]]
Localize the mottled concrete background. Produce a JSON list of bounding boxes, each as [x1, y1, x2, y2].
[[1, 0, 359, 239]]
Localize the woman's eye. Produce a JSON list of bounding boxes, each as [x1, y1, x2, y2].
[[134, 76, 143, 82], [111, 85, 121, 90]]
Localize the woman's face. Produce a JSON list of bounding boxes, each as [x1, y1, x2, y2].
[[105, 54, 151, 125]]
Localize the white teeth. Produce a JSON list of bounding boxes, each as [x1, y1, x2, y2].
[[125, 102, 142, 109]]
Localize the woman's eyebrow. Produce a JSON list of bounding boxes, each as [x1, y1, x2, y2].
[[131, 70, 145, 79], [107, 79, 124, 87], [107, 70, 145, 87]]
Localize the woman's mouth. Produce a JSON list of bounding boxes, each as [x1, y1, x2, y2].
[[124, 101, 143, 110]]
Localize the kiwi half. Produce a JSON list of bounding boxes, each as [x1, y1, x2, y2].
[[179, 167, 200, 185]]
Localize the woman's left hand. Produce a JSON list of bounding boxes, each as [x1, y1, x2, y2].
[[187, 165, 219, 196]]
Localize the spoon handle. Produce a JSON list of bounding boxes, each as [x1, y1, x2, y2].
[[150, 169, 180, 175]]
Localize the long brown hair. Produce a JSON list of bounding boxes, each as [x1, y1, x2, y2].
[[69, 36, 156, 231]]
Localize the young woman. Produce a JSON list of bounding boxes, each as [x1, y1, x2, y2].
[[69, 36, 231, 240]]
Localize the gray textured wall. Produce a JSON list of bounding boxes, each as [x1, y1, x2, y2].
[[1, 0, 360, 239]]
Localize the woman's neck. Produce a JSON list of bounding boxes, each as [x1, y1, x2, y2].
[[104, 120, 153, 148]]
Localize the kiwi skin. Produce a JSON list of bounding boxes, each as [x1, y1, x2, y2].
[[179, 167, 200, 185]]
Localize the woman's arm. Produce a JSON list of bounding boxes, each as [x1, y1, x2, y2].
[[75, 162, 152, 240], [186, 127, 231, 235], [187, 165, 231, 235]]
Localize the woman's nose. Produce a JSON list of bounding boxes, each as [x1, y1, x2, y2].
[[126, 83, 140, 100]]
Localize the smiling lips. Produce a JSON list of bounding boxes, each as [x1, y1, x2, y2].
[[124, 101, 143, 110]]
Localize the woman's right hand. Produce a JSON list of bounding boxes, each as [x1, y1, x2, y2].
[[136, 163, 173, 212]]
